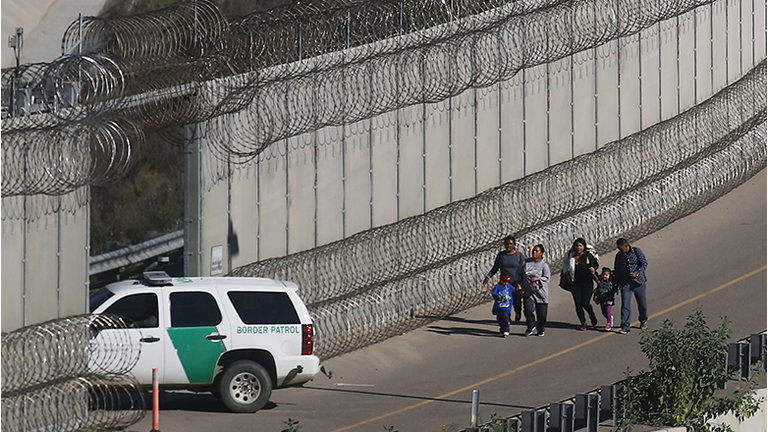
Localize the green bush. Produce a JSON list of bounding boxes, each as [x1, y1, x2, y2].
[[618, 308, 763, 432]]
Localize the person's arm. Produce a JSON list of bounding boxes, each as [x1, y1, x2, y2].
[[483, 252, 502, 284], [516, 255, 525, 290], [634, 247, 648, 274], [613, 253, 621, 284], [541, 262, 551, 284]]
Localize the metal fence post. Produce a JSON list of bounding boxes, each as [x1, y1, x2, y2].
[[470, 390, 480, 428], [740, 342, 751, 380], [548, 403, 573, 432]]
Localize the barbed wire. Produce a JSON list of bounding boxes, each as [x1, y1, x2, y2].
[[1, 314, 141, 394], [1, 374, 145, 432], [1, 314, 145, 431], [2, 0, 725, 197], [231, 60, 767, 359]]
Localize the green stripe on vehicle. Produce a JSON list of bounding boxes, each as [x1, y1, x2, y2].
[[167, 327, 225, 383]]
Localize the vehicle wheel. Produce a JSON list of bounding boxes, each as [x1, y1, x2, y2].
[[218, 360, 272, 413]]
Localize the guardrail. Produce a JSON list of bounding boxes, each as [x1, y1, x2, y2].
[[464, 332, 767, 432]]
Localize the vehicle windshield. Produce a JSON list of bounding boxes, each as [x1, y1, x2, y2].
[[89, 287, 115, 312]]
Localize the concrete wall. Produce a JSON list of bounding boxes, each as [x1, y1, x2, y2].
[[1, 193, 88, 331], [189, 0, 765, 276]]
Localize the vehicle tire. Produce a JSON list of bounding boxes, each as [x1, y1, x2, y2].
[[218, 360, 272, 413]]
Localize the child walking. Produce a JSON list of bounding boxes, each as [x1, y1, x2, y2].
[[593, 267, 617, 331], [492, 275, 514, 337]]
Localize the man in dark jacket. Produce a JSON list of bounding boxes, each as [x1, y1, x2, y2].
[[613, 238, 649, 334]]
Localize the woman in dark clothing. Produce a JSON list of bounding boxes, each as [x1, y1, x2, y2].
[[483, 235, 525, 321], [561, 237, 599, 330]]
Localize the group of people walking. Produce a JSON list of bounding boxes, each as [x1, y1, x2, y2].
[[484, 235, 648, 337]]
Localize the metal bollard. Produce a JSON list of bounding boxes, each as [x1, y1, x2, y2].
[[470, 390, 480, 428], [521, 410, 546, 432], [740, 342, 751, 380], [151, 368, 160, 432], [549, 402, 573, 432], [575, 394, 599, 432], [612, 384, 623, 426]]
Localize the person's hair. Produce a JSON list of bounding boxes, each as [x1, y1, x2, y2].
[[601, 267, 612, 275], [571, 237, 587, 252], [533, 244, 545, 254], [504, 235, 516, 245], [616, 238, 629, 247]]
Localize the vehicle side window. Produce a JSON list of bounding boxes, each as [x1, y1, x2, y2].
[[103, 293, 158, 328], [227, 292, 300, 325], [170, 292, 222, 327]]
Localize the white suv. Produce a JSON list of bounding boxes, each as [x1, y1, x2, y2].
[[89, 272, 321, 413]]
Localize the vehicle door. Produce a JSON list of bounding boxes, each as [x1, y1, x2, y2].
[[163, 290, 228, 384], [97, 292, 164, 384]]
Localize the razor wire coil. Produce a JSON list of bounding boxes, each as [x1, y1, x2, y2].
[[2, 0, 735, 198], [230, 60, 767, 359], [1, 314, 146, 432]]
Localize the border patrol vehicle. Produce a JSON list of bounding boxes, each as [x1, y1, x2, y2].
[[89, 271, 321, 413]]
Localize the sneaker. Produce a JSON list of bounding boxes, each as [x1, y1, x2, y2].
[[579, 323, 587, 331], [604, 324, 612, 331], [640, 322, 648, 330], [525, 328, 535, 336], [503, 332, 509, 337], [619, 328, 629, 335], [537, 331, 545, 337]]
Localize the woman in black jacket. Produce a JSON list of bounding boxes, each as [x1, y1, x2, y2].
[[561, 237, 599, 330]]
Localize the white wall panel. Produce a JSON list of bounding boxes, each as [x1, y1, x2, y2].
[[2, 218, 25, 330], [695, 7, 714, 103], [451, 90, 478, 201], [398, 104, 425, 220], [727, 0, 743, 84], [712, 0, 728, 92], [678, 13, 697, 113], [499, 76, 525, 183], [286, 134, 316, 253], [25, 214, 60, 324], [371, 113, 399, 227], [316, 127, 345, 246], [230, 163, 258, 270], [424, 101, 451, 212], [573, 52, 597, 156], [475, 85, 501, 192], [201, 169, 229, 275], [596, 41, 620, 147], [755, 0, 766, 64], [640, 26, 662, 129], [524, 65, 549, 175], [257, 153, 288, 260], [345, 122, 373, 235], [549, 57, 574, 165], [59, 209, 87, 317], [660, 20, 681, 120], [740, 0, 754, 71], [619, 36, 642, 139]]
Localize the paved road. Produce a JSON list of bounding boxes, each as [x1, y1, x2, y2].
[[131, 169, 766, 432]]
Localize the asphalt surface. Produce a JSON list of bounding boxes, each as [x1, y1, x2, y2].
[[131, 169, 766, 432]]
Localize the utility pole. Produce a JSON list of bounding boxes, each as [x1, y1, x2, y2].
[[8, 27, 23, 117]]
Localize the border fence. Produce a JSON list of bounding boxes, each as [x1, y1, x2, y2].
[[232, 59, 766, 360], [464, 331, 767, 432], [1, 315, 146, 432]]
